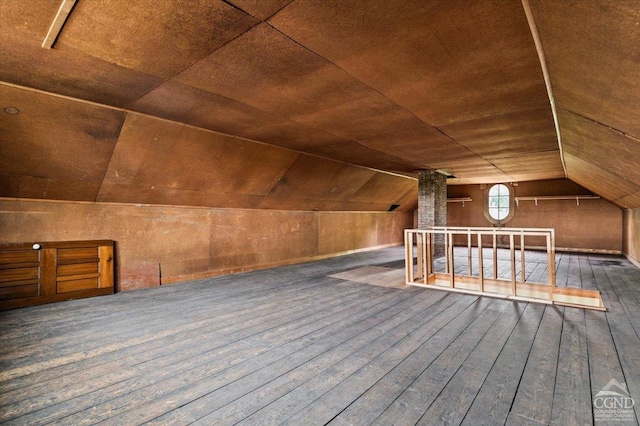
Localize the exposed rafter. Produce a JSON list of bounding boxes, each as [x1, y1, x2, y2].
[[521, 0, 567, 177], [42, 0, 77, 49]]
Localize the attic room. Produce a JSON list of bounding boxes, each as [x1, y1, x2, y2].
[[0, 0, 639, 424]]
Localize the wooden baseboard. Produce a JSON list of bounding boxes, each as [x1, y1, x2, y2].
[[624, 253, 640, 269]]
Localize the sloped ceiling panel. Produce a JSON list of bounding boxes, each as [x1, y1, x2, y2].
[[0, 84, 418, 211], [529, 0, 640, 208], [0, 0, 566, 189], [269, 0, 564, 183], [2, 0, 639, 208], [0, 84, 125, 201], [0, 1, 165, 107], [58, 0, 259, 78]]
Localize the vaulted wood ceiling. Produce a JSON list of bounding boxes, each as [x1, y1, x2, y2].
[[1, 0, 638, 209]]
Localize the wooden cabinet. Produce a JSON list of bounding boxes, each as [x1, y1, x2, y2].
[[0, 240, 114, 310]]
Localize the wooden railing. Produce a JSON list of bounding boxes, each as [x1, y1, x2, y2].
[[404, 227, 605, 310]]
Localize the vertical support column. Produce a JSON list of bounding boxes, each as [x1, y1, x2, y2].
[[418, 170, 447, 258]]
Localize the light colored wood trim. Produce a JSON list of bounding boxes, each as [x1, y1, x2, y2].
[[509, 234, 516, 295], [408, 273, 604, 310], [405, 227, 605, 310], [514, 195, 600, 206], [42, 0, 77, 49], [477, 233, 484, 293], [467, 233, 472, 276], [416, 233, 423, 279], [448, 233, 455, 288], [421, 233, 428, 284], [426, 232, 432, 276], [447, 197, 472, 204], [521, 0, 567, 177], [520, 232, 526, 283], [492, 234, 498, 279]]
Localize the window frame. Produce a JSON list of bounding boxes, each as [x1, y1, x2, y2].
[[484, 183, 515, 225]]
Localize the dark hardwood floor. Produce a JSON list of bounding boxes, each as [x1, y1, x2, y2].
[[0, 247, 638, 425]]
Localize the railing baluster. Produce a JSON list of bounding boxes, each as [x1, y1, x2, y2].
[[448, 232, 455, 288], [520, 231, 526, 283], [467, 233, 472, 276], [403, 226, 603, 310], [416, 232, 424, 280], [478, 232, 484, 293], [492, 233, 498, 280], [510, 233, 516, 296], [426, 232, 432, 277]]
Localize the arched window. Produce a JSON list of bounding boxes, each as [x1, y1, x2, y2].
[[485, 183, 514, 225]]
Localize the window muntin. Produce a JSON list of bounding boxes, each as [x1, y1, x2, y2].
[[488, 184, 510, 221]]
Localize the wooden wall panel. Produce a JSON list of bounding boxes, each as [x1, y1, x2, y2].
[[208, 210, 318, 275], [447, 179, 622, 252], [0, 199, 411, 291], [623, 209, 640, 266]]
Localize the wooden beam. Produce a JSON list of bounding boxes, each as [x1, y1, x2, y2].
[[42, 0, 77, 49], [521, 0, 567, 177]]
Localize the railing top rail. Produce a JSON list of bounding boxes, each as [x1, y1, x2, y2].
[[405, 228, 553, 237], [429, 226, 555, 233]]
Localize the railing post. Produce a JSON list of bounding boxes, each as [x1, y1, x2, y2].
[[416, 232, 424, 280], [546, 232, 556, 287], [444, 230, 449, 274], [426, 232, 433, 277], [510, 233, 516, 296], [520, 231, 526, 283], [448, 232, 455, 288], [492, 232, 498, 280], [467, 233, 472, 276], [405, 230, 413, 284], [546, 232, 554, 302], [477, 232, 484, 293]]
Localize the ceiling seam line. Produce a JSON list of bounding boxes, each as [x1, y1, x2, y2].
[[95, 114, 128, 203], [263, 22, 495, 175], [558, 108, 640, 142], [124, 19, 263, 108], [521, 0, 567, 177], [263, 21, 438, 130], [265, 0, 298, 21], [0, 81, 413, 181], [431, 127, 513, 179]]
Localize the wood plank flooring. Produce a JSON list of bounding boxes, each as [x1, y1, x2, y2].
[[0, 247, 639, 425]]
